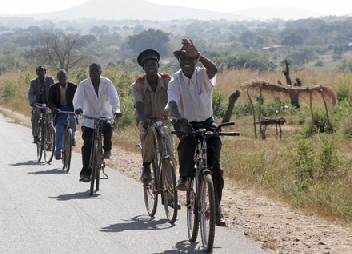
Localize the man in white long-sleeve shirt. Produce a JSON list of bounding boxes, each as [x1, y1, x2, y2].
[[73, 63, 122, 182]]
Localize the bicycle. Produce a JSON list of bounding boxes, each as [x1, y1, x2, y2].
[[56, 109, 76, 173], [34, 103, 55, 163], [82, 115, 112, 195], [141, 120, 178, 223], [173, 120, 240, 252]]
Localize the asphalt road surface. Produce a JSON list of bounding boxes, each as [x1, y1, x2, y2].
[[0, 115, 275, 254]]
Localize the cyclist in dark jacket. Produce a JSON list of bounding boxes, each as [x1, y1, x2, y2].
[[28, 65, 54, 143], [48, 69, 77, 160]]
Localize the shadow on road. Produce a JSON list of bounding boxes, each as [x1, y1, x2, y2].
[[161, 240, 207, 253], [27, 168, 66, 174], [49, 191, 101, 200], [9, 160, 44, 166], [100, 215, 174, 232]]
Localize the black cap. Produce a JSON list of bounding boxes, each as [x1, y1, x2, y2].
[[36, 65, 46, 71], [137, 49, 160, 66]]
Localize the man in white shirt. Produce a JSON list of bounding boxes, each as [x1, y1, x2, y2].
[[168, 39, 226, 226], [73, 63, 122, 182]]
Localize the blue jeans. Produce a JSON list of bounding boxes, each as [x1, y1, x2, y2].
[[55, 106, 76, 156]]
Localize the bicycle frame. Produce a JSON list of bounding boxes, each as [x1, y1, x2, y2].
[[174, 120, 240, 251], [35, 103, 55, 163], [82, 115, 112, 195], [57, 109, 76, 172], [142, 119, 178, 223]]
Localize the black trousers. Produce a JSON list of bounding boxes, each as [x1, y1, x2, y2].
[[177, 121, 224, 211], [80, 123, 112, 176]]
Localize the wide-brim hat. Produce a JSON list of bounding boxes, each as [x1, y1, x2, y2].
[[137, 49, 160, 66]]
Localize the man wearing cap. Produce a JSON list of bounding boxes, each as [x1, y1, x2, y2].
[[28, 65, 55, 143], [132, 49, 174, 183], [168, 39, 226, 226]]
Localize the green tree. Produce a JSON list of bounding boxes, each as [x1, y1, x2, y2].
[[127, 29, 170, 56]]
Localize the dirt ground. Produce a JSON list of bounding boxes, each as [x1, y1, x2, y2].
[[2, 107, 352, 254]]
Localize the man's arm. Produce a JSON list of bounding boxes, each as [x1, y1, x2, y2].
[[28, 80, 36, 106], [198, 55, 218, 79], [168, 101, 181, 118]]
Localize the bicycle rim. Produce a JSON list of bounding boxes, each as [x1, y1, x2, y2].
[[63, 129, 72, 173], [187, 179, 199, 242], [89, 140, 99, 195], [199, 174, 216, 252], [96, 145, 101, 191], [143, 159, 158, 216], [162, 158, 178, 223], [44, 124, 55, 163], [37, 125, 44, 162]]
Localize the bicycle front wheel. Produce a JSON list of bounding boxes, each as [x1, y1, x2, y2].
[[36, 124, 43, 162], [89, 139, 99, 195], [187, 178, 199, 242], [44, 124, 55, 163], [199, 174, 216, 252], [144, 159, 158, 216], [62, 128, 72, 173], [162, 158, 178, 223]]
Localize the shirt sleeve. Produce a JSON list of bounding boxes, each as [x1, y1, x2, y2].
[[108, 81, 121, 114], [167, 77, 180, 105], [131, 82, 143, 104], [73, 81, 83, 110], [199, 68, 216, 90]]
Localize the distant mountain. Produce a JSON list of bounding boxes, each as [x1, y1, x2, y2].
[[0, 0, 334, 21], [35, 0, 247, 21], [232, 7, 327, 21]]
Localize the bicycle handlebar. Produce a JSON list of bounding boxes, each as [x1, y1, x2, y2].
[[81, 115, 114, 121], [34, 103, 49, 110], [171, 120, 240, 137], [56, 109, 76, 114]]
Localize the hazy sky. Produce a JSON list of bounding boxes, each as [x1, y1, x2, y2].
[[0, 0, 351, 17]]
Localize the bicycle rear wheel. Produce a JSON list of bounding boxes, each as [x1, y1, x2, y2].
[[187, 178, 199, 242], [62, 128, 72, 173], [143, 158, 158, 216], [199, 174, 216, 252], [162, 158, 178, 223], [37, 124, 44, 162], [89, 139, 99, 195], [44, 124, 55, 163]]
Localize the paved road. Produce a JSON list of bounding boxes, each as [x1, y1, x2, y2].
[[0, 115, 275, 254]]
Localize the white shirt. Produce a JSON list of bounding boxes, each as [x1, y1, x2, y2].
[[73, 76, 121, 128], [168, 67, 216, 122]]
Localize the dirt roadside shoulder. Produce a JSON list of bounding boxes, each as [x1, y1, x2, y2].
[[1, 107, 351, 254]]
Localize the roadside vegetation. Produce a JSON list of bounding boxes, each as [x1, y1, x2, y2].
[[1, 15, 352, 227]]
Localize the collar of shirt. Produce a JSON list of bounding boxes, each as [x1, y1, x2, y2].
[[143, 73, 166, 93]]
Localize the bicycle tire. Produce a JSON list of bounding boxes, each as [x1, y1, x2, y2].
[[162, 158, 178, 223], [143, 158, 158, 216], [44, 124, 55, 163], [62, 128, 72, 173], [89, 139, 99, 195], [199, 174, 216, 252], [96, 142, 102, 191], [187, 178, 199, 242], [37, 124, 45, 162]]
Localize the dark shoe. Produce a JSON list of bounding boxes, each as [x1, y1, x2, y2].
[[175, 177, 188, 191], [216, 212, 226, 226], [55, 153, 62, 160], [103, 150, 111, 159], [168, 198, 181, 210], [79, 173, 90, 182], [72, 140, 76, 146], [33, 137, 40, 143], [140, 165, 152, 183]]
